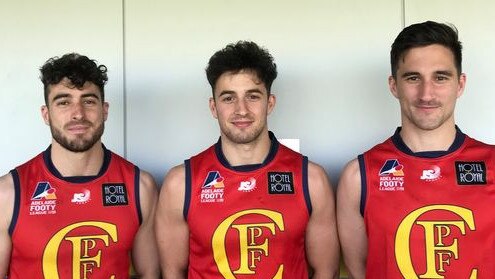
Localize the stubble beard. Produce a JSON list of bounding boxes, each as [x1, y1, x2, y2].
[[50, 120, 105, 153], [222, 121, 265, 145]]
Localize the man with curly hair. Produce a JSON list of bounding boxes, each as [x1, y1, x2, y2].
[[155, 41, 340, 278], [0, 53, 159, 278]]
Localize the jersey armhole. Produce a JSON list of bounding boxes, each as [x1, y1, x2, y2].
[[302, 156, 312, 215], [183, 159, 192, 220], [357, 154, 367, 217], [134, 166, 143, 225], [8, 169, 21, 236]]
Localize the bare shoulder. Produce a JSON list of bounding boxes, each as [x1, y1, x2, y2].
[[139, 170, 158, 195], [0, 172, 14, 203], [157, 164, 187, 214], [307, 161, 332, 191], [338, 158, 361, 194], [337, 158, 362, 215], [161, 164, 186, 194], [0, 172, 15, 229], [307, 161, 334, 209]]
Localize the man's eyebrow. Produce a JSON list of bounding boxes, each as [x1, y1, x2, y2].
[[51, 93, 71, 102], [401, 72, 420, 78], [81, 93, 101, 100]]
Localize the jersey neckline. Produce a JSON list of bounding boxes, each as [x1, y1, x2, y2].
[[42, 144, 112, 183], [391, 126, 466, 158], [214, 131, 280, 172]]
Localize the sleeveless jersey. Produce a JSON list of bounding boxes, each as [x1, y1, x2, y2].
[[360, 127, 495, 278], [185, 132, 311, 279], [8, 145, 142, 279]]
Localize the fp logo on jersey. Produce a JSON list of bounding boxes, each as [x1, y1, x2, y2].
[[212, 209, 285, 279], [395, 205, 477, 278]]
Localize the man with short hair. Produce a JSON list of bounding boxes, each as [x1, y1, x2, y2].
[[338, 21, 495, 278], [155, 41, 340, 278], [0, 53, 159, 278]]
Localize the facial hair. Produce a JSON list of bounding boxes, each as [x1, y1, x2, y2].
[[50, 119, 104, 152], [221, 116, 266, 145]]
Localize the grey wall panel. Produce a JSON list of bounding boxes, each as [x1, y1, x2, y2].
[[405, 0, 495, 142], [0, 0, 124, 174], [124, 0, 402, 184]]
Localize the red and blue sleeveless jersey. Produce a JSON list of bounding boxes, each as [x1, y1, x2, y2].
[[8, 145, 142, 279], [360, 127, 495, 278], [185, 132, 311, 278]]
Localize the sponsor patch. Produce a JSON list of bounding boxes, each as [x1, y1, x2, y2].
[[200, 171, 225, 203], [455, 161, 486, 185], [238, 177, 256, 192], [268, 172, 294, 194], [71, 189, 91, 204], [30, 182, 57, 215], [378, 159, 405, 191], [420, 165, 442, 182], [102, 184, 128, 206]]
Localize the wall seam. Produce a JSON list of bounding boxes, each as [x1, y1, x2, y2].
[[122, 0, 128, 158]]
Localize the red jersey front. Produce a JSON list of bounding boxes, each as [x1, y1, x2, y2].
[[8, 145, 141, 279], [361, 128, 495, 278], [186, 133, 311, 278]]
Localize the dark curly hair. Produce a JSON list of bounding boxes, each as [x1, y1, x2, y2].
[[391, 21, 462, 78], [40, 53, 108, 105], [206, 41, 277, 96]]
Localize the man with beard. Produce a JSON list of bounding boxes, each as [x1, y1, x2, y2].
[[0, 53, 159, 278], [155, 41, 340, 278], [338, 21, 495, 278]]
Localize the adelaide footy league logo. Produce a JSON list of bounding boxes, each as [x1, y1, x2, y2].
[[378, 159, 405, 191], [30, 182, 57, 215], [200, 171, 225, 203]]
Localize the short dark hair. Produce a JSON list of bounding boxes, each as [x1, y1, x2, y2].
[[206, 41, 277, 95], [40, 53, 108, 105], [390, 21, 462, 78]]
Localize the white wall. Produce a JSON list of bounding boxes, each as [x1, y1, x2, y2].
[[0, 0, 125, 172], [1, 0, 494, 187], [404, 0, 495, 141]]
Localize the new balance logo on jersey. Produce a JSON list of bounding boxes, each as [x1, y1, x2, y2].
[[455, 161, 486, 185]]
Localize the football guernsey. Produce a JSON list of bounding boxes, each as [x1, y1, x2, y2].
[[185, 132, 311, 279], [8, 145, 142, 279], [360, 127, 495, 278]]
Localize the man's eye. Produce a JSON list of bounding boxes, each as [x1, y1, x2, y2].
[[222, 96, 233, 102], [56, 101, 69, 106], [248, 94, 261, 100]]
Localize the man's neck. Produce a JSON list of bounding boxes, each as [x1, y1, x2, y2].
[[399, 122, 457, 153], [50, 141, 105, 177], [220, 131, 271, 167]]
